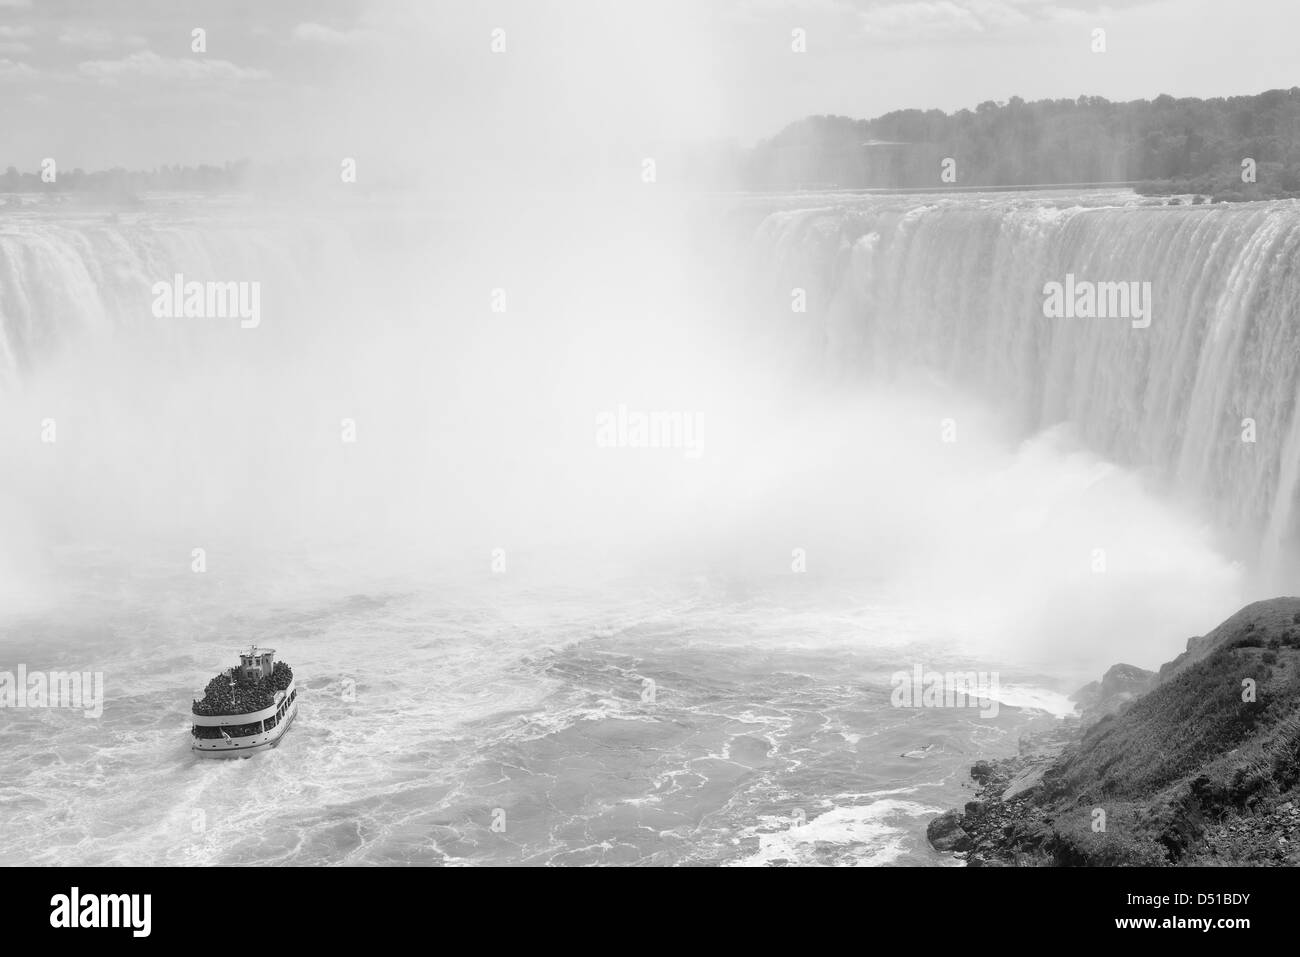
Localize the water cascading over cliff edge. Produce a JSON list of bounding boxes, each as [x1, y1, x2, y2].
[[3, 193, 1298, 595], [744, 192, 1300, 583], [0, 207, 369, 384]]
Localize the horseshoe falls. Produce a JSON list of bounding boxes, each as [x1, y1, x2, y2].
[[745, 193, 1300, 587]]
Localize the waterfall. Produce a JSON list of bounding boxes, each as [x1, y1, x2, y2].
[[0, 204, 358, 385], [748, 193, 1300, 577], [5, 191, 1299, 581]]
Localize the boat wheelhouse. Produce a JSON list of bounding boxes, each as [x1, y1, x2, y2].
[[191, 647, 299, 758]]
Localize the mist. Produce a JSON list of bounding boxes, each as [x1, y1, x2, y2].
[[0, 185, 1247, 686]]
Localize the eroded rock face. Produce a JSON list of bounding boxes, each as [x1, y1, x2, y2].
[[1099, 663, 1155, 697], [1071, 662, 1156, 725], [1001, 766, 1046, 801], [1071, 680, 1101, 710]]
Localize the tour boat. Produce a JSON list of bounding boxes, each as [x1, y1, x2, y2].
[[191, 647, 299, 758]]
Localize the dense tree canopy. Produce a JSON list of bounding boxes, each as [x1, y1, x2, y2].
[[740, 88, 1300, 199]]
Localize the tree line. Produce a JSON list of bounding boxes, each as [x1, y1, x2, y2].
[[737, 88, 1300, 199]]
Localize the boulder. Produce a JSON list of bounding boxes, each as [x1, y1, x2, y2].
[[927, 810, 971, 852]]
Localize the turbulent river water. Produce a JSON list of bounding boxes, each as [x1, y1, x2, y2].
[[3, 553, 1086, 866]]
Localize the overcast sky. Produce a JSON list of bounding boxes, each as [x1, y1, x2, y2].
[[1, 0, 1297, 174]]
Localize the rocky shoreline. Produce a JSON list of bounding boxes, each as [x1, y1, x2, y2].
[[928, 598, 1300, 866]]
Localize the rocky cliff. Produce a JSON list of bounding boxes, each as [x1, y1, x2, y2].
[[928, 597, 1300, 865]]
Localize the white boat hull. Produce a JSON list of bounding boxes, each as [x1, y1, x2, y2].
[[192, 682, 299, 759]]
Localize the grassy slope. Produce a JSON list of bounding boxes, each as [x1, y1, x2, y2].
[[965, 598, 1300, 865]]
